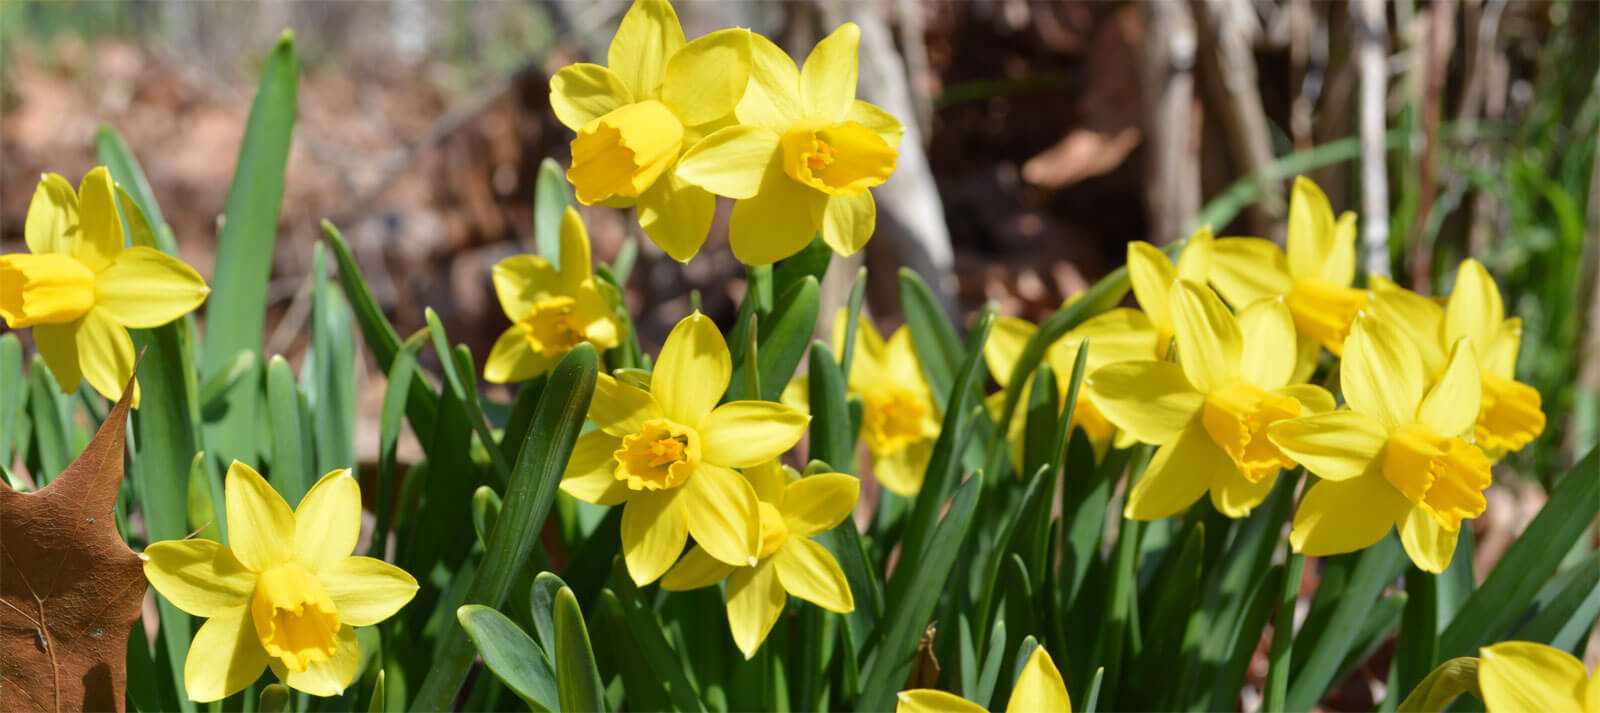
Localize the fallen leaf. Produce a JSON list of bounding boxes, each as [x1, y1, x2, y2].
[[1, 373, 146, 712]]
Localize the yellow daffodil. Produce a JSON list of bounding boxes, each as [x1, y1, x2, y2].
[[784, 311, 940, 496], [141, 463, 418, 701], [1125, 225, 1214, 358], [485, 207, 621, 383], [1087, 281, 1335, 519], [1268, 314, 1490, 573], [1, 167, 209, 406], [1477, 641, 1600, 713], [548, 0, 750, 261], [560, 312, 810, 584], [661, 460, 857, 657], [897, 645, 1071, 713], [673, 25, 904, 265], [1209, 176, 1367, 356], [984, 306, 1159, 464]]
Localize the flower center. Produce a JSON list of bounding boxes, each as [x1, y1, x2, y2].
[[1200, 382, 1304, 483], [756, 501, 788, 560], [520, 295, 585, 358], [614, 419, 700, 491], [0, 253, 96, 328], [780, 119, 897, 198], [567, 99, 684, 205], [1380, 424, 1492, 531], [1475, 369, 1545, 457], [1285, 279, 1369, 355], [861, 385, 928, 454], [250, 561, 341, 673]]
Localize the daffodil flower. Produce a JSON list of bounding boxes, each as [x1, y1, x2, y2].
[[1087, 281, 1335, 519], [141, 463, 418, 701], [548, 0, 750, 261], [784, 311, 940, 496], [1209, 176, 1367, 355], [559, 312, 810, 584], [1267, 314, 1490, 573], [1477, 641, 1599, 712], [1, 167, 209, 406], [1125, 225, 1214, 358], [897, 645, 1071, 713], [660, 460, 857, 657], [984, 306, 1159, 465], [485, 207, 621, 382], [673, 25, 904, 265]]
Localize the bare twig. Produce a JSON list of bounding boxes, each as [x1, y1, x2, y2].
[[1191, 0, 1284, 235], [1142, 0, 1201, 244], [1354, 0, 1391, 279]]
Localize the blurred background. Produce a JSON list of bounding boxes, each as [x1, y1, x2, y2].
[[1, 0, 1597, 694]]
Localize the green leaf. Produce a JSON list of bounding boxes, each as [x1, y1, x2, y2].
[[838, 267, 869, 381], [369, 330, 427, 558], [1286, 534, 1407, 711], [1132, 521, 1204, 710], [1088, 444, 1152, 700], [554, 586, 608, 713], [198, 350, 257, 422], [458, 604, 559, 712], [310, 242, 358, 476], [472, 485, 504, 549], [608, 558, 707, 712], [1508, 551, 1600, 655], [1392, 568, 1441, 705], [259, 683, 291, 713], [1261, 551, 1304, 713], [424, 308, 513, 483], [726, 277, 820, 402], [368, 670, 387, 713], [972, 616, 1006, 705], [595, 590, 673, 713], [529, 572, 568, 662], [96, 125, 175, 252], [534, 158, 571, 263], [898, 268, 964, 411], [1206, 564, 1283, 711], [184, 451, 219, 541], [264, 356, 313, 505], [771, 234, 832, 299], [27, 359, 73, 484], [0, 335, 24, 474]]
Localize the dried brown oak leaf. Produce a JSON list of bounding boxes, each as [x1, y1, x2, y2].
[[2, 377, 145, 712]]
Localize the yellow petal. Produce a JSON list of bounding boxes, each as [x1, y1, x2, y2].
[[799, 23, 860, 120], [782, 473, 859, 537], [1366, 279, 1447, 376], [985, 316, 1037, 388], [1209, 464, 1278, 518], [1277, 383, 1336, 415], [183, 607, 271, 703], [846, 100, 905, 148], [1209, 238, 1295, 308], [897, 690, 988, 713], [1058, 308, 1160, 372], [781, 375, 811, 417], [1176, 224, 1214, 283], [1086, 361, 1202, 445], [815, 190, 876, 257], [560, 430, 630, 505], [26, 172, 80, 257], [1445, 258, 1504, 350], [1482, 317, 1522, 378], [773, 537, 853, 612], [1289, 474, 1409, 557], [1397, 506, 1458, 574], [315, 556, 418, 627], [1290, 333, 1320, 385], [1237, 298, 1297, 390], [728, 160, 819, 265], [75, 306, 139, 405], [835, 309, 890, 389], [698, 401, 809, 468], [93, 246, 210, 328], [1417, 338, 1481, 439], [660, 545, 737, 591], [654, 311, 731, 425], [638, 172, 715, 262], [74, 166, 124, 272], [1268, 411, 1387, 481], [33, 321, 82, 394], [1341, 316, 1424, 430], [726, 559, 786, 659], [745, 459, 790, 505], [591, 372, 664, 437], [683, 463, 761, 566], [607, 0, 685, 100], [492, 255, 559, 322], [549, 63, 633, 131], [269, 624, 359, 697], [885, 328, 934, 410], [484, 325, 557, 384], [1, 253, 96, 328], [736, 33, 804, 133], [1324, 211, 1358, 286], [1006, 646, 1071, 713], [1124, 422, 1229, 520], [1286, 176, 1337, 282], [558, 207, 594, 286], [224, 461, 296, 571], [662, 28, 751, 125], [621, 488, 687, 585], [1169, 280, 1241, 393], [142, 539, 256, 617], [1478, 641, 1592, 713], [871, 439, 932, 497], [1127, 241, 1178, 329], [675, 125, 781, 199], [292, 469, 360, 573]]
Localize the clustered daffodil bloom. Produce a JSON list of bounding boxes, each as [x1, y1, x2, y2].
[[1125, 225, 1213, 358], [1, 167, 209, 405], [141, 463, 417, 701], [897, 645, 1071, 713], [1269, 315, 1490, 573], [1476, 641, 1600, 713], [785, 311, 939, 496], [485, 207, 621, 383], [675, 25, 904, 265], [661, 460, 857, 657], [560, 312, 810, 584], [549, 0, 750, 261], [1088, 281, 1334, 519], [1210, 176, 1366, 356]]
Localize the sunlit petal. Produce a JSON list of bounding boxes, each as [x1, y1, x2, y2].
[[1478, 641, 1591, 713], [683, 463, 761, 567], [224, 461, 296, 571], [182, 607, 271, 703], [799, 23, 860, 119], [1086, 361, 1202, 445], [142, 539, 256, 617], [1124, 423, 1228, 520], [698, 401, 809, 468], [1289, 475, 1409, 557], [620, 488, 688, 585], [1169, 280, 1241, 393], [1006, 646, 1071, 713], [292, 469, 360, 572], [726, 560, 786, 659], [93, 246, 209, 328], [317, 556, 418, 627], [607, 0, 685, 100], [653, 312, 731, 426], [1268, 410, 1387, 481], [782, 473, 859, 538], [662, 28, 751, 125], [660, 545, 737, 591], [773, 537, 853, 612]]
